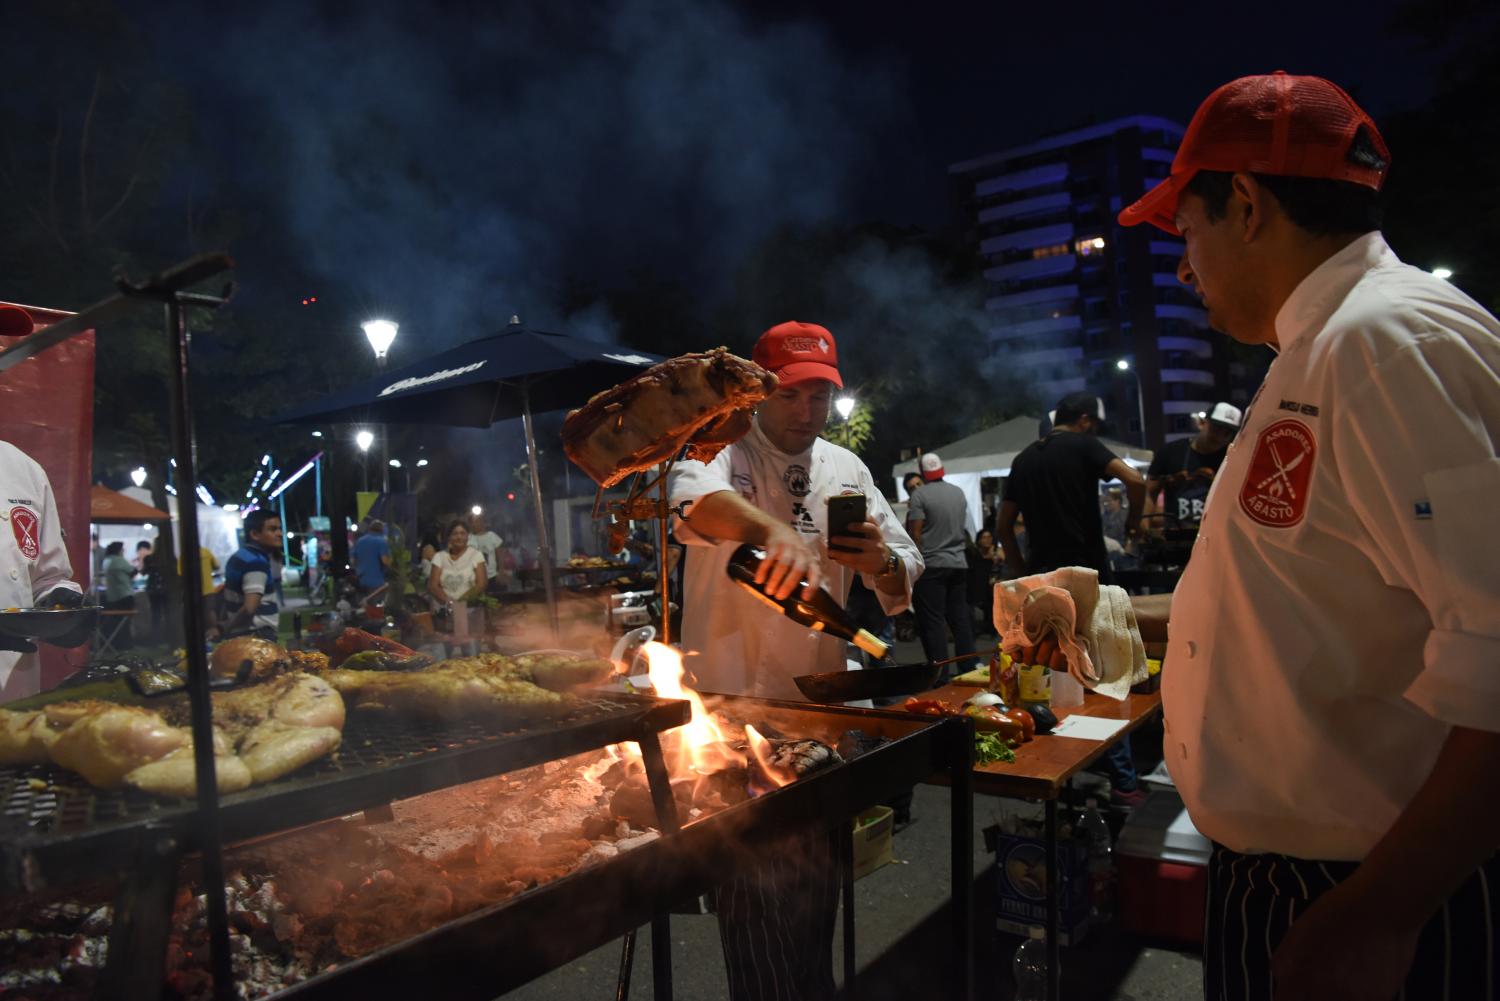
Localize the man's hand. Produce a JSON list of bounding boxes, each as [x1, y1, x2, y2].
[[37, 587, 83, 609], [1271, 879, 1421, 1001], [826, 521, 888, 576], [755, 523, 822, 601]]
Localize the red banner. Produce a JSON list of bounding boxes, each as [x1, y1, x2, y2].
[[0, 302, 95, 686]]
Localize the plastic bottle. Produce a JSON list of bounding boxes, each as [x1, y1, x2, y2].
[[1079, 797, 1115, 923], [1012, 926, 1049, 1001], [725, 544, 888, 658]]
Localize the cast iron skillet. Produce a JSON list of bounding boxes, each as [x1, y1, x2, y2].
[[793, 654, 969, 704]]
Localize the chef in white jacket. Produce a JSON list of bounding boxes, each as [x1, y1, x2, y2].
[[669, 321, 922, 700], [0, 440, 87, 702]]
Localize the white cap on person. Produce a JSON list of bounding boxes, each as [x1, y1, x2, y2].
[[920, 453, 945, 481], [1208, 402, 1243, 429]]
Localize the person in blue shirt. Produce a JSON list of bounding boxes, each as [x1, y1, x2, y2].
[[222, 510, 283, 641], [351, 519, 392, 600]]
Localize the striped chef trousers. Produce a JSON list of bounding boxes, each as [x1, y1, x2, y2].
[[1206, 844, 1499, 1001], [714, 827, 841, 1001]]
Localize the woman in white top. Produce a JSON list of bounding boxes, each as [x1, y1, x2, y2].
[[427, 520, 486, 605]]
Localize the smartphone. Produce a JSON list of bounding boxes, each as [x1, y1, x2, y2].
[[825, 493, 868, 553]]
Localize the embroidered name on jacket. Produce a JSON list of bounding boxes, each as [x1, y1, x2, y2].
[[1239, 420, 1316, 527]]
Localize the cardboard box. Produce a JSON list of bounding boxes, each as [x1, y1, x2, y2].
[[852, 806, 894, 880], [990, 829, 1091, 945], [1115, 789, 1210, 944]]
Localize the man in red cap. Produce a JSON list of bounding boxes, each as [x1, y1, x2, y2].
[[669, 319, 920, 700], [668, 320, 921, 1001], [1125, 72, 1500, 999]]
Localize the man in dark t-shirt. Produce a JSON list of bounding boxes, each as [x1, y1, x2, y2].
[[1143, 401, 1242, 530], [998, 393, 1146, 583]]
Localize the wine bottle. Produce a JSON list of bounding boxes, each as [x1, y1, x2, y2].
[[724, 543, 889, 659]]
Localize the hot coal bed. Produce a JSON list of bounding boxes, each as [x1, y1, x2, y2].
[[0, 695, 972, 1001]]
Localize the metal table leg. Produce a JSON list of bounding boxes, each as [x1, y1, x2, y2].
[[952, 722, 974, 1001], [842, 828, 857, 999], [1045, 798, 1060, 1001], [640, 731, 682, 1001]]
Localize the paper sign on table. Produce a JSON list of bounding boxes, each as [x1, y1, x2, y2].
[[1050, 715, 1131, 741]]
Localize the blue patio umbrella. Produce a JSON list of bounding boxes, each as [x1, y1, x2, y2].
[[273, 318, 663, 635]]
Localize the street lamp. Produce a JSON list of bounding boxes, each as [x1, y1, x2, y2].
[[1431, 267, 1453, 281], [355, 429, 374, 491], [362, 319, 399, 493], [835, 395, 856, 420], [129, 467, 147, 488], [471, 505, 482, 517], [1116, 358, 1148, 446]]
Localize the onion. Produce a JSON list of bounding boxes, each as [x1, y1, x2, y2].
[[964, 691, 1006, 709]]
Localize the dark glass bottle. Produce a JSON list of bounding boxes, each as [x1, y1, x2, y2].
[[724, 543, 889, 658]]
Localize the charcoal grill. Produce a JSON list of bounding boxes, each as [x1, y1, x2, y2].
[[0, 691, 691, 996], [264, 696, 973, 1001]]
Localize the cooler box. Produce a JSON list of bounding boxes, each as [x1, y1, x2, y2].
[[1115, 789, 1211, 945], [987, 826, 1090, 945]]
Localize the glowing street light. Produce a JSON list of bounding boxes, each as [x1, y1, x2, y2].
[[361, 319, 399, 359], [129, 467, 147, 487], [835, 395, 857, 420], [1431, 267, 1453, 281], [1116, 358, 1147, 446], [311, 430, 323, 438], [362, 319, 399, 493], [416, 458, 429, 467], [355, 430, 375, 451], [471, 505, 482, 517]]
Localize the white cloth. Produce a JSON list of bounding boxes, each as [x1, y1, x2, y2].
[[669, 418, 922, 700], [431, 546, 486, 603], [1165, 232, 1500, 860], [468, 530, 503, 575], [993, 567, 1147, 700], [0, 441, 83, 700]]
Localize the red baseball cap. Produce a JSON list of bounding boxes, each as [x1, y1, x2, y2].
[[752, 321, 843, 388], [1118, 71, 1390, 235]]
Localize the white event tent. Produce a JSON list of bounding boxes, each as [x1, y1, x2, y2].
[[890, 415, 1154, 536]]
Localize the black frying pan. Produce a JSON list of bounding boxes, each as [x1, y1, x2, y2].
[[793, 654, 970, 704]]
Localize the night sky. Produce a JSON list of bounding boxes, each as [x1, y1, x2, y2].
[[4, 0, 1452, 352], [3, 0, 1490, 512]]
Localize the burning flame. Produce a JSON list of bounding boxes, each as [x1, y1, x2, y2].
[[641, 642, 737, 774], [744, 724, 796, 790]]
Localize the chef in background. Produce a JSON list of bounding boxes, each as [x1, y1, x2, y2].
[[0, 440, 87, 701]]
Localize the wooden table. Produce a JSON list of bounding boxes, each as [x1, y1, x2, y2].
[[925, 682, 1163, 1001]]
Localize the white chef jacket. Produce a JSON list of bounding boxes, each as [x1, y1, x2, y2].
[[0, 441, 83, 701], [669, 418, 922, 700], [1164, 232, 1500, 860]]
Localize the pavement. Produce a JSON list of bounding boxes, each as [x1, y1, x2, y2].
[[505, 636, 1206, 1001]]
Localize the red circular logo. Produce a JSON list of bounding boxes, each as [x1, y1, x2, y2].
[[1238, 419, 1316, 527], [10, 506, 40, 561]]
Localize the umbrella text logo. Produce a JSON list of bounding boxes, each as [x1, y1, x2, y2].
[[379, 361, 487, 397]]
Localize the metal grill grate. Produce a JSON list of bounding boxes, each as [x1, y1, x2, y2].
[[0, 691, 687, 879]]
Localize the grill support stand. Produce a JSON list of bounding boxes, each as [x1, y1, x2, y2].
[[101, 825, 181, 998]]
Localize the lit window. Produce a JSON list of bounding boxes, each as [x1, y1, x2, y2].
[[1076, 235, 1107, 256], [1032, 242, 1070, 259]]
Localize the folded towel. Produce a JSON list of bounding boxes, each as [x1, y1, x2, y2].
[[993, 567, 1148, 701]]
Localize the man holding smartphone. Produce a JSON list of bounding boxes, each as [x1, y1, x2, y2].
[[669, 320, 922, 700]]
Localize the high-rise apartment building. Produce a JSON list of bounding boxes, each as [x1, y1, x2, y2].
[[952, 116, 1259, 444]]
